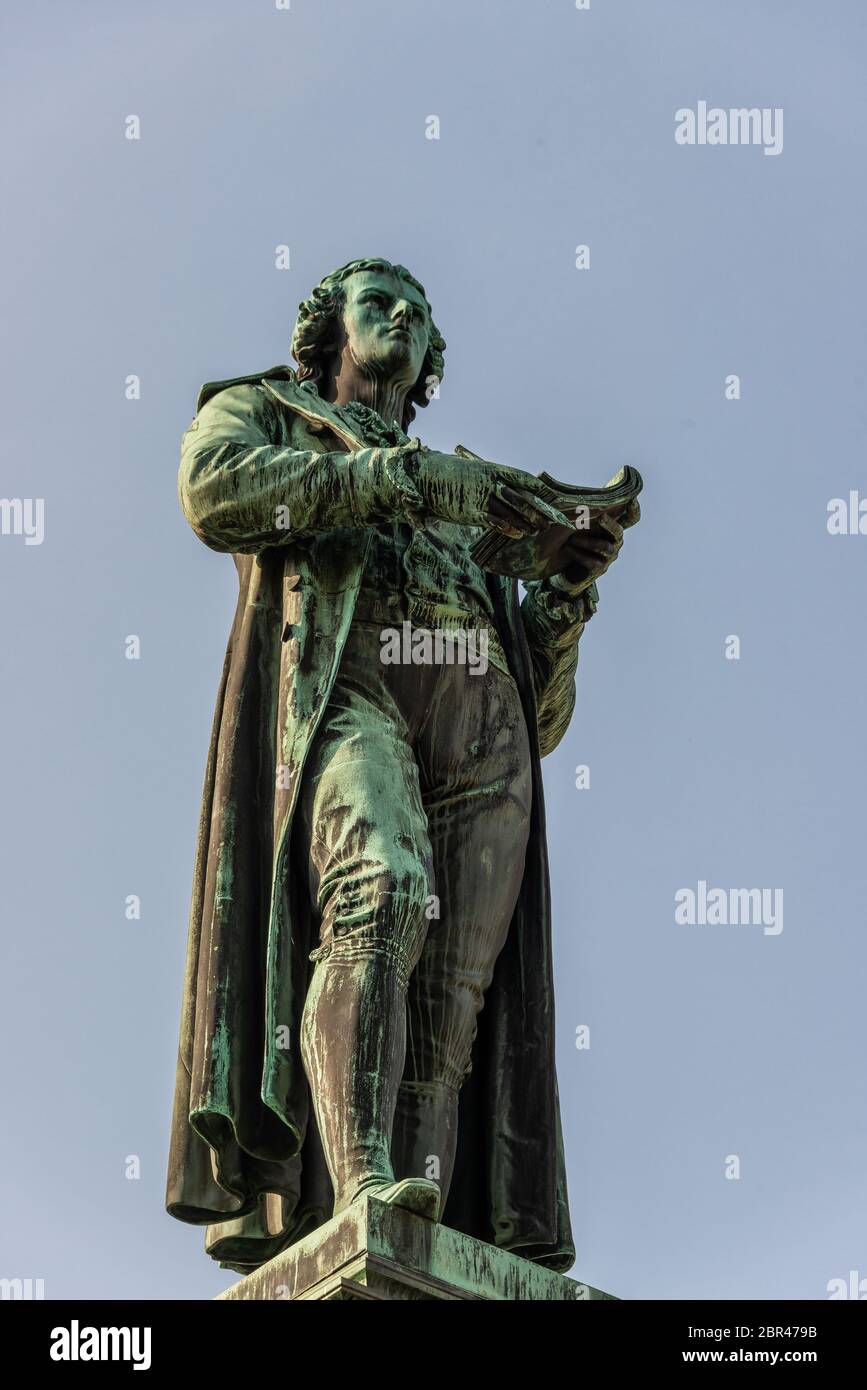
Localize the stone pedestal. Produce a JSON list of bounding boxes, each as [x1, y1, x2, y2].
[[217, 1196, 616, 1301]]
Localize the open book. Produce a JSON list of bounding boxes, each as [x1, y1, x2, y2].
[[457, 445, 643, 581]]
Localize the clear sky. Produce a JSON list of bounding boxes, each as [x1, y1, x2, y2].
[[1, 0, 865, 1300]]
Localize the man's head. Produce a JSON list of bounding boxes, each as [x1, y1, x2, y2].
[[291, 258, 446, 428]]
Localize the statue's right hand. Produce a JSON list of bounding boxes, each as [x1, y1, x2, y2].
[[416, 451, 572, 537]]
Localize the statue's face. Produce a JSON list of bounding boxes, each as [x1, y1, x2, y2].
[[339, 269, 430, 386]]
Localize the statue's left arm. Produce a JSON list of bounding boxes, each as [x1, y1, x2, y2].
[[519, 505, 635, 755], [519, 576, 598, 758]]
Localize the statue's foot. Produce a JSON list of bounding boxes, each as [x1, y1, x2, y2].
[[348, 1176, 441, 1222]]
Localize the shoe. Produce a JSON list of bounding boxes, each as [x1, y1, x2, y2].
[[358, 1177, 441, 1222]]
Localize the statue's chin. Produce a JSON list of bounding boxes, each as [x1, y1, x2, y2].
[[375, 335, 418, 370]]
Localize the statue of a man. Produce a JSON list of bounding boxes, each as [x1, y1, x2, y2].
[[165, 257, 632, 1275]]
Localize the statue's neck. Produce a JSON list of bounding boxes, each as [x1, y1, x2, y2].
[[323, 363, 409, 431]]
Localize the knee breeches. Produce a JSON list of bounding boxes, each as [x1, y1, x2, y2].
[[298, 615, 532, 1093]]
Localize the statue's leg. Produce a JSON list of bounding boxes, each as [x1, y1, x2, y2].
[[392, 659, 532, 1210], [297, 634, 439, 1218]]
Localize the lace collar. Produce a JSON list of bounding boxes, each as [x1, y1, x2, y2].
[[297, 383, 408, 448], [335, 400, 409, 447]]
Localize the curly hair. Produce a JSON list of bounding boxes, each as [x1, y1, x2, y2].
[[290, 257, 446, 429]]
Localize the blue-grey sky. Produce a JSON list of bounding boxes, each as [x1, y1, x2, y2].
[[1, 0, 865, 1301]]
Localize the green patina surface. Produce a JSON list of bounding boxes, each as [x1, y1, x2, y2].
[[166, 258, 639, 1283]]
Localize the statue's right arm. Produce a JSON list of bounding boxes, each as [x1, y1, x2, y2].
[[178, 383, 432, 553]]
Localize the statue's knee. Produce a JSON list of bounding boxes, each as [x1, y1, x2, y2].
[[317, 853, 433, 979], [370, 860, 433, 960]]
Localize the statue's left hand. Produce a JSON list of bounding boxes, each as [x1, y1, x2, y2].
[[550, 511, 628, 595]]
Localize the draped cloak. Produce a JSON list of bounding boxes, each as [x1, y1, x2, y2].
[[164, 368, 582, 1274]]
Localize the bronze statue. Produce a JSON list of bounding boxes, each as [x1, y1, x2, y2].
[[165, 257, 639, 1276]]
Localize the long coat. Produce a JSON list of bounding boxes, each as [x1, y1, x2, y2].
[[165, 367, 585, 1274]]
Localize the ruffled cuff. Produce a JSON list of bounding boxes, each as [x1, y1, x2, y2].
[[526, 577, 598, 634], [346, 437, 429, 528]]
